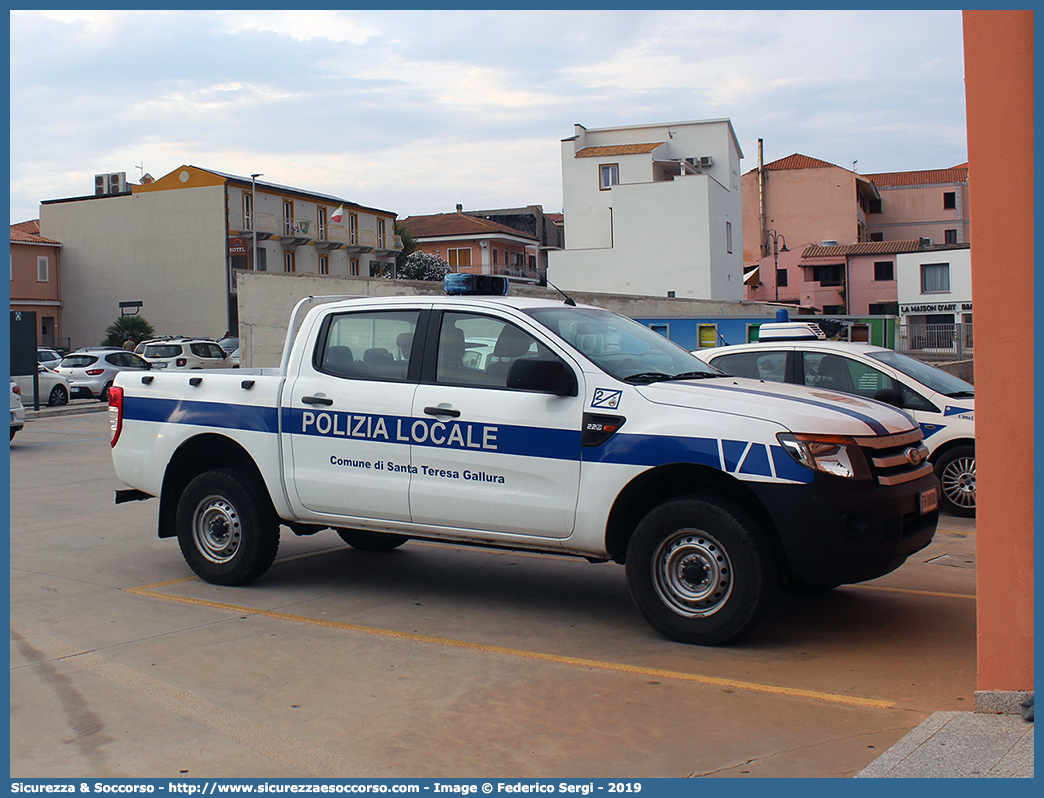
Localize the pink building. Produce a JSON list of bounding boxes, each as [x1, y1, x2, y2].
[[400, 211, 540, 282], [741, 154, 880, 265], [864, 164, 970, 245], [10, 220, 63, 348], [746, 240, 924, 315]]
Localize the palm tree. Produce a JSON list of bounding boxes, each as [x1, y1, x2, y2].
[[102, 315, 155, 347]]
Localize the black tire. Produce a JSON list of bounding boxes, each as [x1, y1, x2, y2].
[[934, 445, 976, 517], [176, 468, 280, 585], [10, 428, 16, 441], [48, 385, 69, 407], [99, 382, 113, 402], [335, 528, 408, 552], [625, 496, 776, 645]]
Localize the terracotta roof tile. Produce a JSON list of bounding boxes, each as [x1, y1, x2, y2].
[[763, 153, 842, 171], [575, 142, 664, 158], [10, 220, 60, 245], [866, 165, 969, 187], [400, 213, 538, 241], [800, 240, 924, 260]]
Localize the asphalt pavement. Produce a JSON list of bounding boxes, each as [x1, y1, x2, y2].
[[9, 406, 1031, 778]]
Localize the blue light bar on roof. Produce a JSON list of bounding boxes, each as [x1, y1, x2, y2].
[[444, 274, 510, 296]]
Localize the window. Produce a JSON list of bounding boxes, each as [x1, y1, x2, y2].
[[726, 221, 733, 254], [776, 268, 788, 287], [921, 262, 951, 293], [448, 248, 471, 269], [319, 255, 329, 275], [869, 232, 884, 242], [437, 312, 559, 389], [317, 310, 419, 382], [377, 218, 386, 249], [348, 213, 358, 245], [649, 323, 670, 338], [317, 207, 327, 241], [801, 353, 898, 400], [492, 248, 498, 266], [874, 261, 894, 281], [812, 264, 843, 286], [243, 192, 253, 231], [713, 351, 787, 382], [350, 258, 360, 276], [284, 251, 296, 273], [37, 256, 49, 282], [944, 229, 958, 245], [868, 198, 882, 214], [943, 192, 957, 209], [283, 199, 294, 235], [822, 305, 843, 314], [599, 163, 619, 190], [697, 324, 718, 348]]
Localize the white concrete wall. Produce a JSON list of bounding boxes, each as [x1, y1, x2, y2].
[[896, 247, 973, 319], [236, 271, 777, 369], [40, 187, 229, 348], [551, 119, 743, 300]]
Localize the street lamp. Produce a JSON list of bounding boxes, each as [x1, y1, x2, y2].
[[251, 173, 263, 273], [767, 229, 788, 302]]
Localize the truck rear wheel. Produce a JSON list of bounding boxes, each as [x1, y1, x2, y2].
[[176, 468, 279, 585], [335, 528, 409, 552], [625, 496, 775, 645]]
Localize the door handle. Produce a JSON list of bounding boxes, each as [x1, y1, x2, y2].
[[424, 406, 461, 418], [302, 395, 333, 406]]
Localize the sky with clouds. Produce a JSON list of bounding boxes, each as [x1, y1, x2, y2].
[[9, 9, 968, 224]]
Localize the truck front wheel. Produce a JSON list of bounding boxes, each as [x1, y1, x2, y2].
[[176, 468, 280, 585], [625, 496, 775, 645]]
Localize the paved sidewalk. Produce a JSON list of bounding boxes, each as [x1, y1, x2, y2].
[[857, 711, 1034, 778]]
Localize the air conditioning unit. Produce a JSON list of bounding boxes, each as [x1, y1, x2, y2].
[[820, 240, 839, 247], [107, 172, 128, 194], [699, 156, 713, 167], [94, 174, 107, 196]]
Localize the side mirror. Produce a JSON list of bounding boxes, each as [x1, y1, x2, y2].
[[874, 388, 903, 408], [507, 358, 578, 396]]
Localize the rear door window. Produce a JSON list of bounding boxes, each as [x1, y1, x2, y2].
[[711, 351, 787, 382]]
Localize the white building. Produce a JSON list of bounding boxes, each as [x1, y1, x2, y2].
[[39, 166, 400, 348], [896, 245, 972, 327], [548, 120, 744, 300]]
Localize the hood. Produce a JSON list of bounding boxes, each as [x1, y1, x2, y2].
[[637, 377, 918, 437]]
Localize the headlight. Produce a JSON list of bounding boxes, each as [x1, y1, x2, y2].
[[777, 433, 872, 479]]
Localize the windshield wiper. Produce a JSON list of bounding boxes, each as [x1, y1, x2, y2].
[[946, 390, 975, 398], [623, 371, 720, 384]]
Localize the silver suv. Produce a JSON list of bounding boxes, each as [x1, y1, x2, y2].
[[141, 338, 232, 370]]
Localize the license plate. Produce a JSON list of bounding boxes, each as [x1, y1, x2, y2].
[[154, 362, 167, 368], [920, 487, 939, 514]]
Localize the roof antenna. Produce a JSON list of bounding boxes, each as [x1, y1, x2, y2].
[[546, 280, 576, 306]]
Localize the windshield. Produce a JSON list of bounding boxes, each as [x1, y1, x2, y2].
[[868, 350, 974, 397], [525, 306, 723, 383]]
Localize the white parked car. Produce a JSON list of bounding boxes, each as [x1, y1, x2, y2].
[[694, 327, 975, 517], [13, 366, 72, 407], [10, 380, 25, 440], [140, 338, 233, 370], [37, 348, 63, 369]]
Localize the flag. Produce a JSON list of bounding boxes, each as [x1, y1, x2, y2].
[[331, 204, 344, 223]]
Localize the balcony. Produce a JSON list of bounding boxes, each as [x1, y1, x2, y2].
[[280, 217, 314, 247], [343, 229, 377, 255], [231, 212, 279, 241], [374, 233, 404, 258]]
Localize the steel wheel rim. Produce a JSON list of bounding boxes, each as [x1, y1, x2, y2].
[[193, 495, 242, 563], [941, 456, 976, 509], [652, 529, 733, 618]]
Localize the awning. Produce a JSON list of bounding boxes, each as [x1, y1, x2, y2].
[[743, 266, 760, 285]]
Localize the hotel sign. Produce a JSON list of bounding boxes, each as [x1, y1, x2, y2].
[[900, 302, 973, 313]]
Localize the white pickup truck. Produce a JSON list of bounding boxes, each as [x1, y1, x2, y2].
[[110, 276, 940, 645]]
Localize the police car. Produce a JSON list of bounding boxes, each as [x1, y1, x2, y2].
[[693, 320, 975, 516], [110, 275, 939, 645]]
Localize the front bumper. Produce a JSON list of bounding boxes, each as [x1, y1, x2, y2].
[[749, 471, 940, 585]]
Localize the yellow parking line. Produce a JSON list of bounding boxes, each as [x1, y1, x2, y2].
[[127, 580, 894, 710], [853, 584, 976, 600]]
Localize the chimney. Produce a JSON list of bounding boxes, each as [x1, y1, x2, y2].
[[456, 204, 463, 213]]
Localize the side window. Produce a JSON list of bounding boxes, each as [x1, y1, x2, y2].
[[711, 352, 786, 382], [900, 384, 939, 413], [437, 312, 559, 389], [802, 353, 897, 399], [316, 310, 419, 382]]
